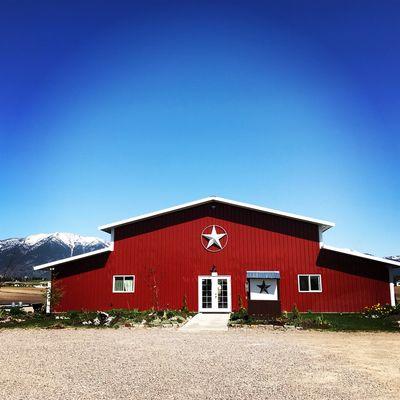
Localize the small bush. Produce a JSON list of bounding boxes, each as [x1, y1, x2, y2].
[[300, 315, 331, 329], [362, 303, 400, 319], [66, 310, 80, 321], [291, 304, 301, 320], [80, 311, 116, 327], [144, 313, 155, 323], [108, 309, 142, 321], [9, 307, 26, 317], [230, 308, 251, 322], [274, 315, 289, 326]]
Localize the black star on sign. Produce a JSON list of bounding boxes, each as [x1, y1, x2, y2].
[[257, 280, 271, 294]]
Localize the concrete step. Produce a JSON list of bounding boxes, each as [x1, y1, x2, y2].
[[179, 313, 230, 332]]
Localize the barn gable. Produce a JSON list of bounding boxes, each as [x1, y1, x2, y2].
[[99, 196, 334, 234]]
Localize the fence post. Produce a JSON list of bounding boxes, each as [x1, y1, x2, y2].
[[46, 280, 51, 314]]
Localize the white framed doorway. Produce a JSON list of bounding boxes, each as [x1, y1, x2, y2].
[[198, 275, 231, 313]]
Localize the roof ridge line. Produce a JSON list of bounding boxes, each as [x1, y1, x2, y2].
[[98, 197, 335, 233]]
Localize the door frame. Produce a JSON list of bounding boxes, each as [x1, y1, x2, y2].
[[198, 275, 232, 313]]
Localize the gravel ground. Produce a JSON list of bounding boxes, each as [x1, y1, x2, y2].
[[0, 327, 399, 400]]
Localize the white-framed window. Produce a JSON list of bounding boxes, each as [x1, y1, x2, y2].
[[298, 274, 322, 293], [113, 275, 135, 293]]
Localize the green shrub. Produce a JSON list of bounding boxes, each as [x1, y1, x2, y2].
[[230, 308, 251, 322], [274, 314, 289, 326], [300, 314, 331, 329], [108, 309, 142, 321], [80, 311, 97, 322], [144, 313, 155, 323], [66, 310, 80, 321], [9, 307, 26, 317], [291, 304, 301, 320]]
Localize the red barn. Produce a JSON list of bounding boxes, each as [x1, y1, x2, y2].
[[34, 197, 398, 314]]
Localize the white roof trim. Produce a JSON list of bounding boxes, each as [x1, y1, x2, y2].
[[322, 244, 400, 267], [33, 247, 112, 271], [99, 196, 335, 233]]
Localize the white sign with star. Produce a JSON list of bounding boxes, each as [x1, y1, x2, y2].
[[201, 225, 228, 251], [249, 278, 278, 301]]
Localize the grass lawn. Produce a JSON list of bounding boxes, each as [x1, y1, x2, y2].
[[0, 314, 61, 329], [230, 309, 400, 332], [299, 312, 399, 332]]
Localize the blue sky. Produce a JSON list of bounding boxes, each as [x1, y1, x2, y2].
[[1, 1, 399, 256]]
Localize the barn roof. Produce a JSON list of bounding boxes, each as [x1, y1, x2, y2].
[[322, 244, 400, 267], [33, 247, 112, 271], [99, 196, 335, 233]]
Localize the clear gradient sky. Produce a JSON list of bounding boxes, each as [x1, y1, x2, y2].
[[1, 1, 399, 256]]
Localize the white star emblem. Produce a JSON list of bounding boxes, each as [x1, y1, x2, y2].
[[202, 225, 227, 249]]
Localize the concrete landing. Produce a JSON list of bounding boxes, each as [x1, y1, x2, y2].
[[179, 313, 230, 332]]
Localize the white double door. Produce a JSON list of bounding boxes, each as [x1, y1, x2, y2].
[[198, 275, 231, 312]]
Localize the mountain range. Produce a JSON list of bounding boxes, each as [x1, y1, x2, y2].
[[0, 233, 108, 279]]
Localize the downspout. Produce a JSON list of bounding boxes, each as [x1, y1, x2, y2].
[[388, 266, 395, 307]]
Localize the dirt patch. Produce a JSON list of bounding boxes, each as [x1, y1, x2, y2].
[[0, 328, 398, 400], [287, 329, 400, 383], [0, 286, 45, 305]]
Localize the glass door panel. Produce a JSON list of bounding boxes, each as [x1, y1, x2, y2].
[[201, 278, 212, 309], [217, 279, 228, 309]]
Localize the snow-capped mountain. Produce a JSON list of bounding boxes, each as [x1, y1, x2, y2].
[[386, 255, 400, 263], [0, 233, 108, 279]]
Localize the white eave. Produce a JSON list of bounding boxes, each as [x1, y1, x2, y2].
[[99, 196, 335, 233], [33, 247, 112, 271], [322, 244, 400, 267]]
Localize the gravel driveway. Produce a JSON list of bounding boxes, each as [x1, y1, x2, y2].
[[0, 327, 399, 400]]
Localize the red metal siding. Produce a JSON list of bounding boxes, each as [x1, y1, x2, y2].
[[53, 203, 391, 312]]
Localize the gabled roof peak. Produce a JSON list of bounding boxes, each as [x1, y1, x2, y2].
[[98, 196, 335, 233]]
